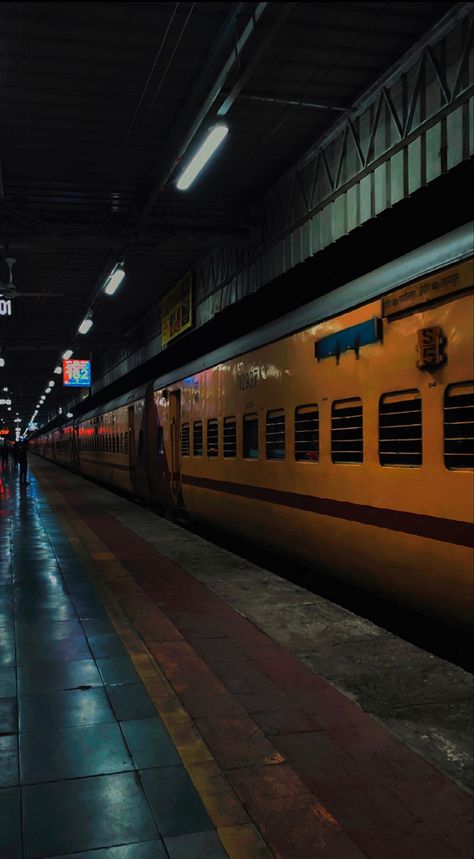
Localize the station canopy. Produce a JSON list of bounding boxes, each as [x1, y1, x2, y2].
[[0, 1, 453, 429]]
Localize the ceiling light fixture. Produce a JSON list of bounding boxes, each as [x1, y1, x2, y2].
[[0, 358, 5, 368], [78, 318, 93, 335], [49, 380, 55, 387], [104, 267, 125, 296], [62, 349, 73, 360], [54, 366, 62, 374], [176, 125, 228, 191]]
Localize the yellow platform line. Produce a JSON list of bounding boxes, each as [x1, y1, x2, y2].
[[33, 466, 276, 859]]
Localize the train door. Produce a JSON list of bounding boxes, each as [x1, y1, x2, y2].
[[169, 390, 182, 505], [128, 405, 136, 477]]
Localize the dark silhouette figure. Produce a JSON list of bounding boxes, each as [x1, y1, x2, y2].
[[12, 441, 19, 472], [1, 443, 9, 470], [18, 441, 29, 484]]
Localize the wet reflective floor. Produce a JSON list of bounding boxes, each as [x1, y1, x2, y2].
[[2, 457, 473, 859], [0, 463, 227, 859]]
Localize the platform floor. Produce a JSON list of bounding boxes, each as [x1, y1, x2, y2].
[[0, 457, 472, 859]]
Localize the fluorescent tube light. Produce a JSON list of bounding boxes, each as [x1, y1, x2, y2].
[[176, 125, 228, 191], [104, 268, 125, 296], [62, 349, 73, 360], [78, 318, 93, 335]]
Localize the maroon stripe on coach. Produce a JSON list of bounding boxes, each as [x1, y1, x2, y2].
[[181, 474, 474, 549]]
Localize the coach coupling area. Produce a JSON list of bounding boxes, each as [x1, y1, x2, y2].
[[0, 456, 472, 859]]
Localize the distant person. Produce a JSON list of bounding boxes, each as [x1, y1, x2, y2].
[[1, 443, 9, 470], [12, 441, 19, 472], [18, 440, 29, 485]]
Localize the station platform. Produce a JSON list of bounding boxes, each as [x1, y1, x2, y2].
[[1, 457, 473, 859]]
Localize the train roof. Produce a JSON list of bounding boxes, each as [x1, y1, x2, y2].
[[73, 223, 472, 424], [151, 221, 473, 392]]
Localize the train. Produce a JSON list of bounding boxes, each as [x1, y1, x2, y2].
[[32, 224, 474, 631]]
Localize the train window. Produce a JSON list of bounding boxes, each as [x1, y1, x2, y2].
[[124, 432, 129, 455], [379, 391, 422, 467], [207, 419, 218, 457], [157, 426, 164, 454], [444, 382, 474, 469], [331, 398, 363, 463], [223, 417, 236, 458], [243, 414, 259, 459], [193, 421, 203, 456], [181, 424, 190, 456], [266, 410, 285, 460], [295, 405, 319, 462]]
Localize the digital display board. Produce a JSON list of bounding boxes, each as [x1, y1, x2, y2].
[[63, 359, 92, 387]]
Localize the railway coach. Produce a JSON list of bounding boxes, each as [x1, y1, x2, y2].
[[34, 224, 474, 630]]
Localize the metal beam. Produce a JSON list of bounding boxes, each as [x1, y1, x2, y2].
[[217, 3, 297, 117], [131, 2, 271, 234]]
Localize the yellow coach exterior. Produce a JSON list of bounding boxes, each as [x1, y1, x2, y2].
[[156, 285, 473, 628]]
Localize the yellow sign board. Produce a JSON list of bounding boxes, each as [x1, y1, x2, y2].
[[382, 259, 473, 317], [161, 273, 193, 346]]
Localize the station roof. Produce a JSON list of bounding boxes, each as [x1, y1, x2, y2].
[[0, 1, 453, 431]]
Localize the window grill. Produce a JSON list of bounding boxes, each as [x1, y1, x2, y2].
[[379, 391, 422, 467], [331, 398, 363, 463], [243, 414, 259, 459], [207, 420, 218, 457], [181, 424, 190, 456], [193, 421, 203, 456], [444, 382, 474, 469], [266, 410, 285, 460], [223, 417, 236, 458], [295, 405, 319, 461]]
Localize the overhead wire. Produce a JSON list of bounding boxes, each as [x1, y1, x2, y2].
[[134, 2, 196, 139], [120, 2, 181, 148]]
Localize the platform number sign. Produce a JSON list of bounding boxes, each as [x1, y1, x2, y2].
[[0, 299, 12, 317], [63, 359, 92, 387]]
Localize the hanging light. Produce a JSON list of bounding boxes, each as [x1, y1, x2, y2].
[[104, 267, 125, 296], [78, 318, 93, 335], [176, 125, 228, 191]]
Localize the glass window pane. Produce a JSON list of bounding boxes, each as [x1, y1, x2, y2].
[[193, 421, 203, 456], [379, 390, 422, 467], [331, 398, 363, 463], [266, 410, 285, 460], [223, 417, 236, 458], [243, 414, 258, 459], [181, 424, 190, 456], [295, 405, 319, 461], [207, 420, 218, 457], [444, 382, 474, 469]]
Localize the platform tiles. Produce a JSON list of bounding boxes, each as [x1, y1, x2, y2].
[[0, 458, 471, 859]]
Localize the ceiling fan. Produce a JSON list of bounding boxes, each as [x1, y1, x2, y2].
[[0, 257, 63, 298]]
